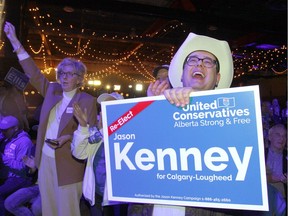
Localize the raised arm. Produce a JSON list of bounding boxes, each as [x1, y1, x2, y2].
[[4, 21, 50, 96], [3, 21, 23, 54]]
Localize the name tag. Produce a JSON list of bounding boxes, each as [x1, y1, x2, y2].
[[66, 107, 73, 113]]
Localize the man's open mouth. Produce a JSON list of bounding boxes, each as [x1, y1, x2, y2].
[[192, 71, 205, 78]]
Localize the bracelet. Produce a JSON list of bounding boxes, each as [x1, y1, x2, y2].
[[13, 45, 23, 54]]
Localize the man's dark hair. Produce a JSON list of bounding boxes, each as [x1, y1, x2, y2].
[[153, 65, 169, 78]]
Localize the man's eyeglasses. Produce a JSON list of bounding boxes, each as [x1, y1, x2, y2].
[[58, 71, 80, 78], [186, 56, 217, 68]]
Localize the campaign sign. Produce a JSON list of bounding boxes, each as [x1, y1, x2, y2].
[[4, 67, 29, 91], [101, 85, 268, 211]]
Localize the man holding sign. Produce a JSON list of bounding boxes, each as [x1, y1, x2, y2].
[[140, 33, 233, 216], [127, 33, 266, 216], [147, 33, 233, 106]]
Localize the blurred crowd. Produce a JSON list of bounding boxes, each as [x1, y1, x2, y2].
[[261, 98, 287, 147]]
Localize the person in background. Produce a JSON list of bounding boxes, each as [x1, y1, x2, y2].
[[270, 98, 282, 124], [262, 184, 286, 216], [147, 64, 171, 96], [0, 115, 34, 215], [261, 100, 273, 148], [265, 124, 287, 216], [5, 155, 41, 216], [72, 92, 128, 216], [4, 22, 97, 216], [281, 100, 287, 126], [153, 64, 170, 82], [0, 81, 30, 132]]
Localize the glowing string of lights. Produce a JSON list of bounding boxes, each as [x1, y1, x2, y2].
[[133, 54, 155, 80], [26, 4, 287, 83], [28, 40, 43, 54], [233, 46, 287, 78], [271, 68, 287, 74], [0, 41, 5, 51], [27, 5, 183, 61]]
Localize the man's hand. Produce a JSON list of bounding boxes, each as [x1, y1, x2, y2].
[[269, 173, 288, 184], [163, 87, 195, 107], [23, 155, 36, 171], [23, 155, 35, 169], [147, 80, 170, 96]]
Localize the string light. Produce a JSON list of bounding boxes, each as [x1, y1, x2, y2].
[[0, 41, 4, 50], [26, 4, 183, 63], [233, 46, 287, 78], [28, 39, 43, 54], [2, 4, 286, 93]]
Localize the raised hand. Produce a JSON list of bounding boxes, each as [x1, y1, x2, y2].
[[4, 21, 25, 54], [147, 79, 170, 96]]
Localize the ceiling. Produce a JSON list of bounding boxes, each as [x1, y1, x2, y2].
[[1, 0, 287, 96]]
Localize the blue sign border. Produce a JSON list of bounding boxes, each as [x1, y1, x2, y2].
[[101, 86, 268, 211]]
